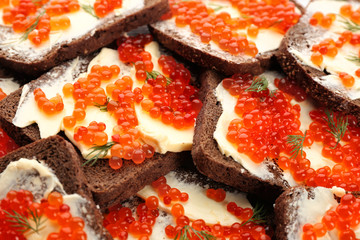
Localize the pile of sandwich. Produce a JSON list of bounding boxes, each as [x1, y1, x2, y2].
[[0, 0, 359, 239]]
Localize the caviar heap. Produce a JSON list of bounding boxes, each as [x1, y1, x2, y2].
[[0, 127, 18, 157], [0, 190, 87, 239], [0, 88, 7, 101], [33, 34, 202, 170], [104, 176, 271, 240], [223, 74, 360, 191], [309, 3, 360, 88], [1, 0, 122, 45], [302, 193, 360, 240], [165, 0, 300, 56]]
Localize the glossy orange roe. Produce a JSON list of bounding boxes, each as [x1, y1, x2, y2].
[[302, 193, 360, 240], [104, 176, 271, 240], [103, 202, 159, 239], [60, 61, 155, 168], [0, 88, 7, 101], [0, 128, 18, 157], [166, 0, 300, 56], [34, 88, 64, 114], [3, 0, 81, 46], [224, 74, 306, 163], [117, 34, 203, 130], [224, 74, 360, 191], [0, 190, 86, 239], [309, 6, 360, 88], [94, 0, 122, 18]]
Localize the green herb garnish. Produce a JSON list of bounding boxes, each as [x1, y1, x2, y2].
[[81, 4, 99, 19], [20, 10, 46, 42], [93, 97, 110, 112], [287, 130, 307, 159], [245, 76, 269, 93], [146, 70, 172, 85], [241, 201, 267, 226], [346, 54, 360, 65], [339, 15, 360, 32], [4, 208, 46, 234], [175, 225, 216, 240], [208, 3, 225, 12], [83, 141, 116, 166], [324, 109, 348, 149], [269, 19, 283, 28]]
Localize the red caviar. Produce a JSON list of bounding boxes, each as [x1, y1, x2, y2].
[[117, 34, 203, 130], [3, 0, 121, 46], [0, 190, 86, 239], [309, 5, 360, 88], [302, 193, 360, 240], [0, 88, 7, 101], [94, 0, 122, 18], [165, 0, 300, 56], [33, 88, 64, 114], [223, 73, 360, 191], [104, 176, 271, 240], [0, 128, 18, 157], [41, 34, 200, 170]]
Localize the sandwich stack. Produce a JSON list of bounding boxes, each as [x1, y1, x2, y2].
[[2, 0, 360, 239]]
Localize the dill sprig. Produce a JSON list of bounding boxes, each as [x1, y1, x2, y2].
[[4, 208, 46, 234], [269, 19, 283, 28], [175, 225, 216, 240], [241, 201, 267, 226], [245, 76, 269, 93], [287, 130, 307, 159], [31, 0, 43, 7], [20, 10, 46, 42], [93, 97, 110, 112], [83, 141, 116, 166], [323, 109, 348, 149], [339, 15, 360, 32], [146, 70, 172, 85], [208, 3, 225, 12], [346, 54, 360, 65], [81, 4, 99, 19]]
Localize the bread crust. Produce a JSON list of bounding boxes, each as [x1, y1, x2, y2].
[[277, 1, 360, 119], [0, 135, 112, 240], [192, 70, 289, 202], [0, 0, 169, 76], [149, 21, 274, 76], [274, 187, 336, 240], [84, 151, 187, 209]]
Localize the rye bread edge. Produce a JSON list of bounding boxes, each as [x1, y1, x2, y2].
[[192, 70, 289, 202], [274, 187, 332, 240], [277, 6, 360, 119], [0, 0, 169, 77], [0, 135, 112, 240], [149, 22, 273, 77]]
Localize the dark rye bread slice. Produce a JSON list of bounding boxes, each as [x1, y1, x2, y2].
[[192, 70, 289, 202], [277, 0, 360, 119], [0, 51, 190, 210], [274, 186, 343, 240], [0, 135, 112, 240], [0, 64, 30, 86], [0, 0, 169, 77], [148, 1, 304, 76], [86, 151, 188, 209]]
